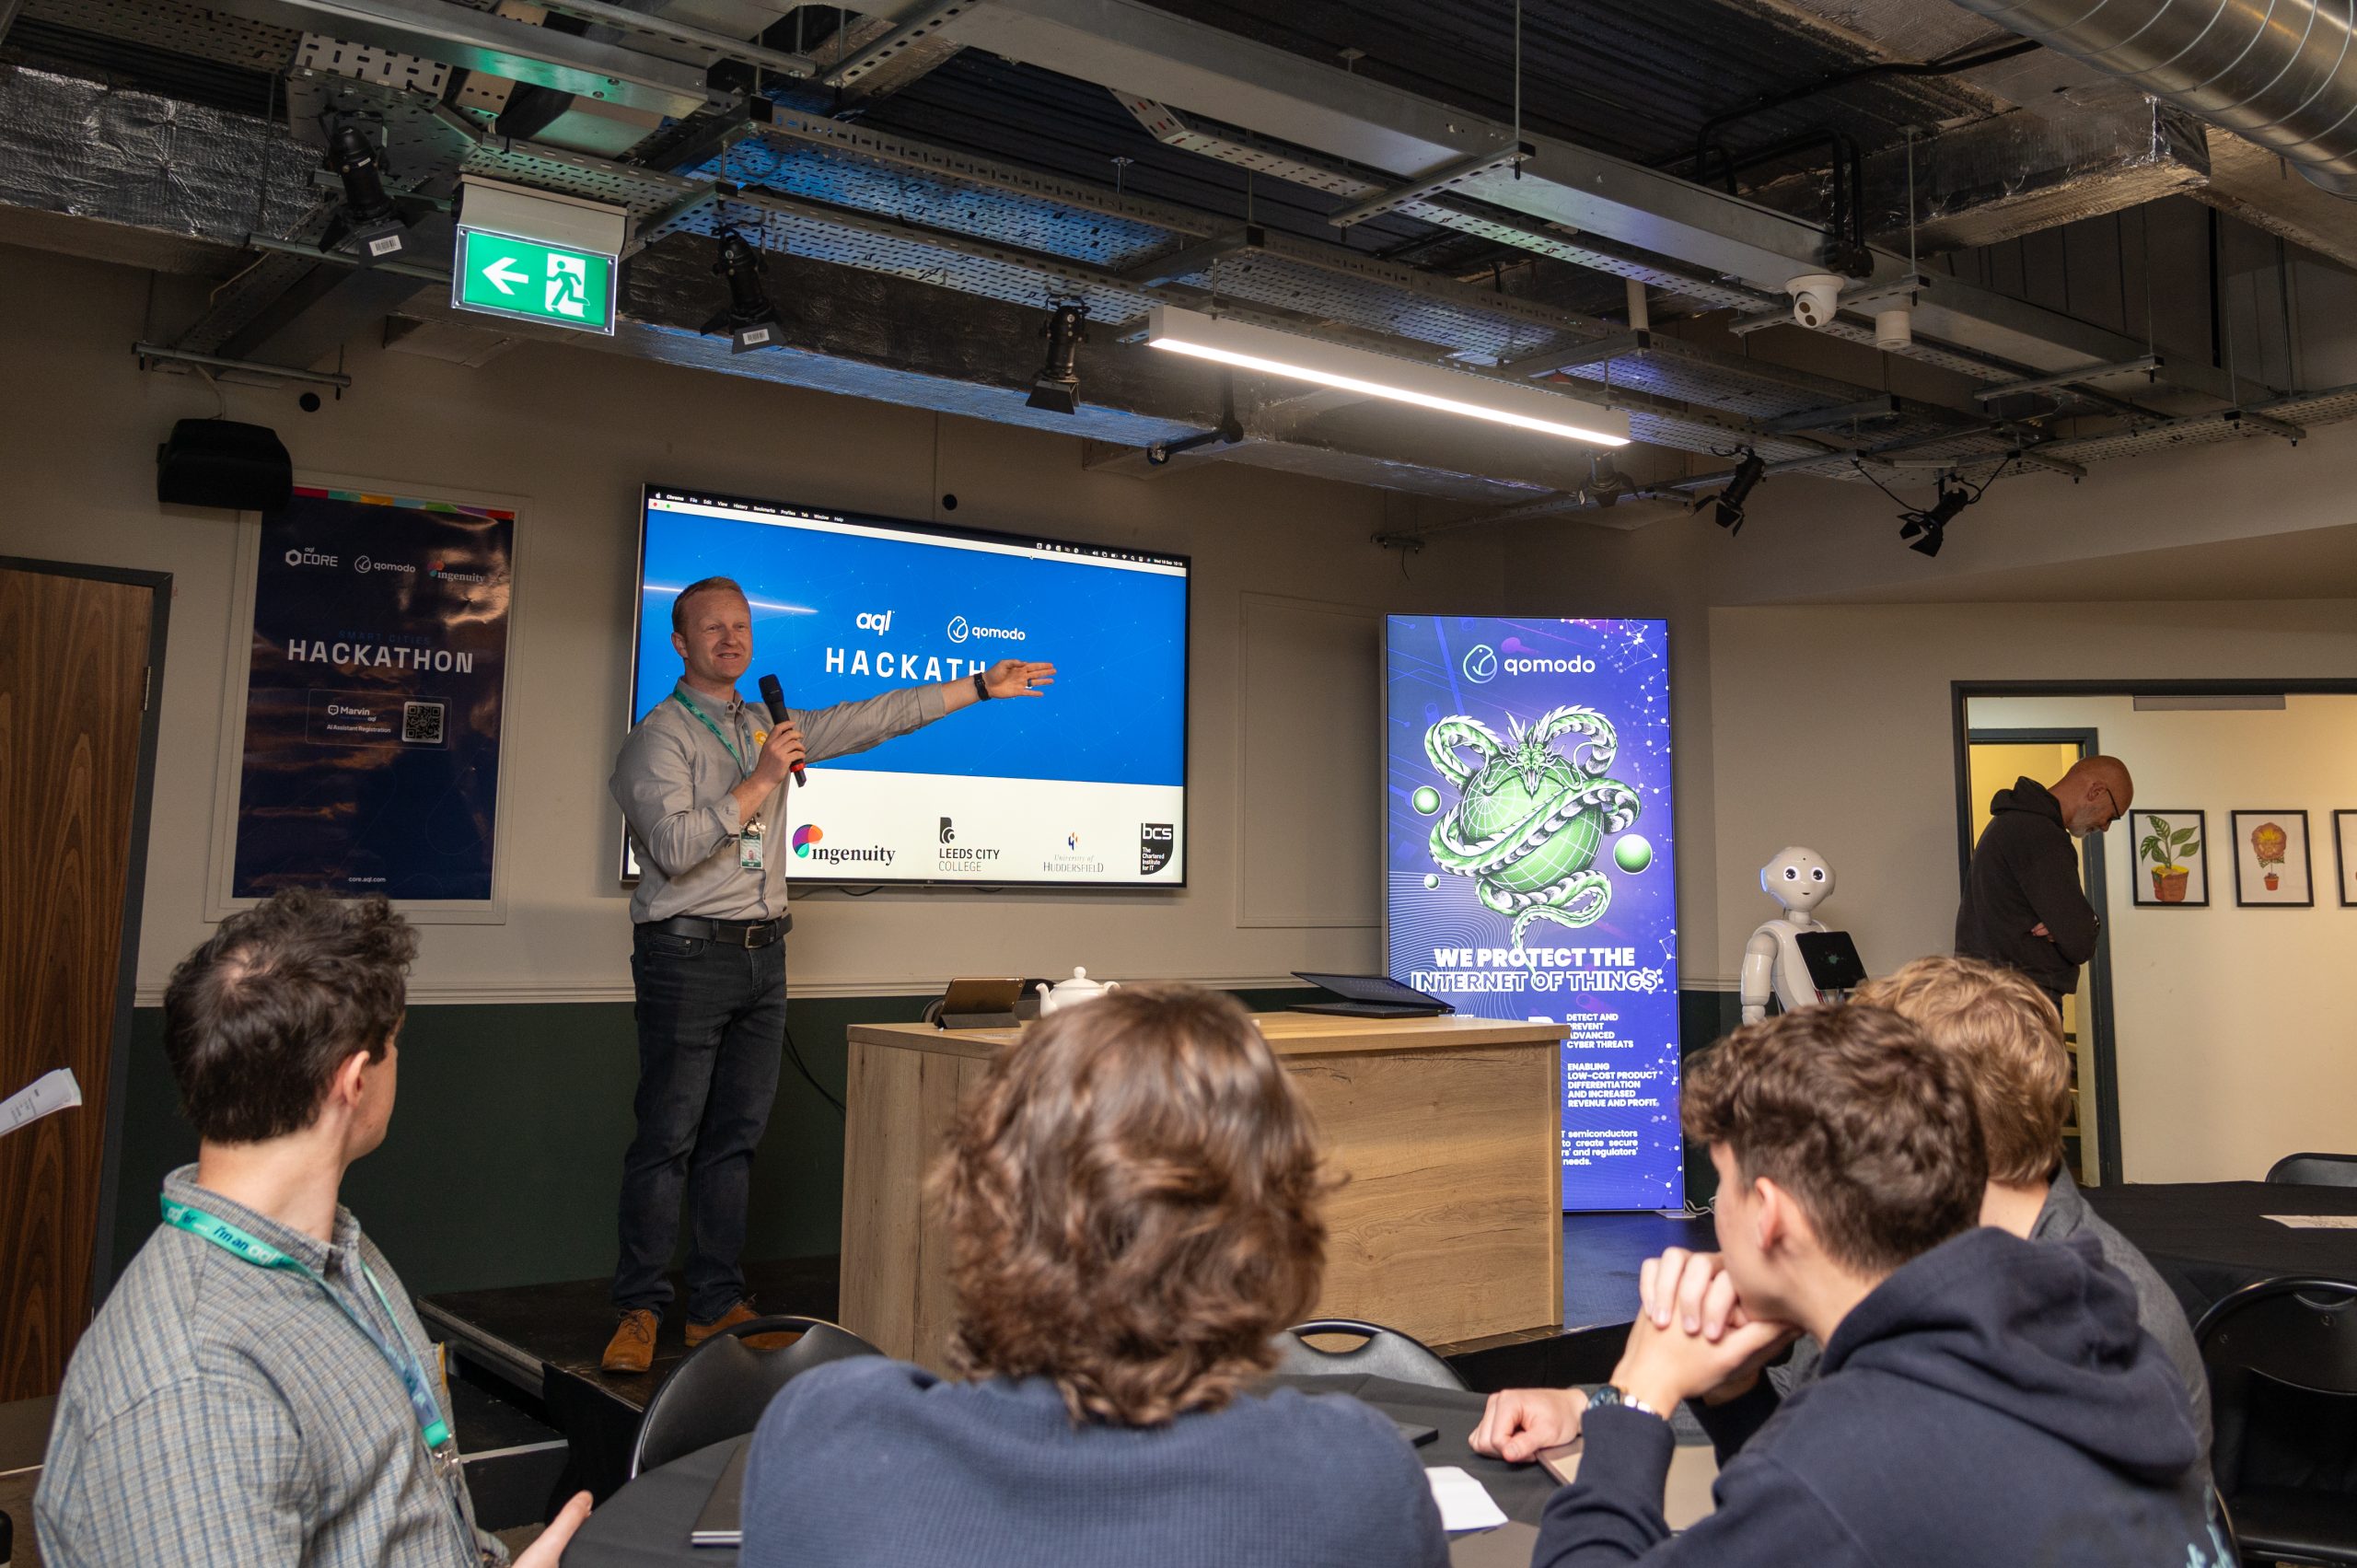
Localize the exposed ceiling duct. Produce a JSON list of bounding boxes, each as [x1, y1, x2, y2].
[[1942, 0, 2357, 198]]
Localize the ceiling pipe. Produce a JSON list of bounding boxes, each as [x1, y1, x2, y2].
[[1945, 0, 2357, 196]]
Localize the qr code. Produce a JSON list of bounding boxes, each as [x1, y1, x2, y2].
[[401, 701, 446, 745]]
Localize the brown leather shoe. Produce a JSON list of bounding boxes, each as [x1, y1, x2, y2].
[[685, 1300, 803, 1352], [600, 1308, 659, 1374]]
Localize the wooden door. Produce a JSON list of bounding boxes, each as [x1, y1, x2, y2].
[[0, 560, 168, 1402]]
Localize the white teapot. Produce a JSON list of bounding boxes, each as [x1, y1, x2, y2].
[[1037, 967, 1121, 1016]]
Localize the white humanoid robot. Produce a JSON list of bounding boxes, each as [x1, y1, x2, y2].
[[1740, 846, 1853, 1025]]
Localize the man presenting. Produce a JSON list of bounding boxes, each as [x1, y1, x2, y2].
[[604, 575, 1053, 1373], [1955, 754, 2130, 1008]]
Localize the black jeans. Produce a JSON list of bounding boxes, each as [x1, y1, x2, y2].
[[612, 924, 786, 1323]]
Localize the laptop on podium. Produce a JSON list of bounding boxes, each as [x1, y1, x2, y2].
[[1290, 972, 1455, 1019]]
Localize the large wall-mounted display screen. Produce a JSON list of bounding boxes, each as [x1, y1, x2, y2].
[[1385, 616, 1680, 1211], [630, 486, 1188, 887]]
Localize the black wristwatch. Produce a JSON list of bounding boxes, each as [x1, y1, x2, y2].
[[971, 670, 991, 702], [1586, 1384, 1663, 1419]]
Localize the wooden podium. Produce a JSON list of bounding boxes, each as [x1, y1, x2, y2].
[[839, 1013, 1567, 1369]]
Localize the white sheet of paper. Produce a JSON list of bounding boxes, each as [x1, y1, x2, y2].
[[1426, 1467, 1509, 1533], [2266, 1214, 2357, 1229], [3, 1068, 83, 1136]]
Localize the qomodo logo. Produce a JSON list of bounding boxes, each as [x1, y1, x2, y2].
[[946, 615, 1026, 644], [353, 555, 416, 575], [1461, 644, 1498, 684], [284, 547, 339, 568]]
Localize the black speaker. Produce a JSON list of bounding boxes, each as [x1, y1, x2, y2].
[[157, 419, 294, 511]]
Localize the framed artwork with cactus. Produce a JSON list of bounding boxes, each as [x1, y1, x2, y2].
[[2130, 810, 2208, 907], [2231, 810, 2313, 907]]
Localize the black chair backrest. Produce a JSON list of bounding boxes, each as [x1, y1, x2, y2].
[[1271, 1318, 1466, 1390], [629, 1316, 883, 1478], [2194, 1276, 2357, 1495], [2266, 1152, 2357, 1188]]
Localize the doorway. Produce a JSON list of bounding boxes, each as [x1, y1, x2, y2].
[[1960, 727, 2120, 1187]]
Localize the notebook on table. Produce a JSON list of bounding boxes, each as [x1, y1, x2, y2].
[[1538, 1439, 1719, 1531]]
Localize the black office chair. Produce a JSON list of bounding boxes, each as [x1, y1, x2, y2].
[[1271, 1318, 1466, 1390], [2196, 1276, 2357, 1566], [628, 1315, 883, 1478], [2266, 1153, 2357, 1189]]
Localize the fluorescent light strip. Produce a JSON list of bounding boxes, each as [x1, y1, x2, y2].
[[1145, 306, 1630, 447]]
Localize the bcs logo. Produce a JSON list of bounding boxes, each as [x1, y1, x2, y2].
[[1461, 644, 1498, 684], [1141, 822, 1174, 876], [793, 825, 824, 857], [855, 610, 894, 633]]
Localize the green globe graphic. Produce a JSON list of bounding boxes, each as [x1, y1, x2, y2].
[[1614, 832, 1655, 874], [1411, 785, 1442, 816], [1422, 705, 1642, 960]]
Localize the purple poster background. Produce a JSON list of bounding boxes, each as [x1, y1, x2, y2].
[[1385, 616, 1680, 1211], [232, 487, 512, 900]]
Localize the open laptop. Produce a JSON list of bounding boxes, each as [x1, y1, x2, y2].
[[1291, 972, 1455, 1019]]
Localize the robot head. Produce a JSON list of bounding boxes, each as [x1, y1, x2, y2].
[[1760, 846, 1834, 913]]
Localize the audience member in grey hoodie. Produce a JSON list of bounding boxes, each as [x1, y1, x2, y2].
[[1528, 1005, 2222, 1568]]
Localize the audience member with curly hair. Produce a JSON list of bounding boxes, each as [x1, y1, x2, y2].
[[740, 984, 1448, 1568]]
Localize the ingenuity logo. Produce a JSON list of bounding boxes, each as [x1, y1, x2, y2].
[[794, 823, 895, 867], [793, 825, 823, 857]]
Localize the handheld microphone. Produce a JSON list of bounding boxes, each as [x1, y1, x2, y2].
[[757, 673, 807, 785]]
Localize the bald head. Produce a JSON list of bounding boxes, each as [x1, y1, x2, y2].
[[2053, 755, 2131, 839]]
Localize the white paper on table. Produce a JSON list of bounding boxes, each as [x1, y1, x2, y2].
[[2266, 1214, 2357, 1229], [2, 1068, 83, 1137], [1426, 1466, 1509, 1533]]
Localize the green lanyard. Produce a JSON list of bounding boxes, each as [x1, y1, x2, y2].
[[161, 1196, 470, 1510], [673, 691, 750, 777]]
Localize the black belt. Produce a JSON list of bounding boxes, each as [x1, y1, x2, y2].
[[641, 913, 792, 948]]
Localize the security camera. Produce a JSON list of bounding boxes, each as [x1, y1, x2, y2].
[[1785, 273, 1846, 331]]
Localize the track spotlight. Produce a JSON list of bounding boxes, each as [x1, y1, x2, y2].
[[1027, 301, 1088, 414], [1898, 482, 1972, 557], [1712, 448, 1766, 534], [701, 227, 786, 354], [319, 124, 411, 266]]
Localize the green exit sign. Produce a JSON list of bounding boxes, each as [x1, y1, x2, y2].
[[453, 228, 617, 334]]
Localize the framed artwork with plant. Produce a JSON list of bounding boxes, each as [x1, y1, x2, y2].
[[2231, 809, 2314, 907], [2130, 810, 2207, 907], [2335, 810, 2357, 909]]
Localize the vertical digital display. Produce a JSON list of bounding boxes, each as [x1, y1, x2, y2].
[[1385, 617, 1681, 1211]]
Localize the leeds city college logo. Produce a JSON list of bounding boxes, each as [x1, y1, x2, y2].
[[1461, 644, 1499, 684], [793, 825, 824, 857], [1140, 823, 1174, 876], [939, 817, 956, 843]]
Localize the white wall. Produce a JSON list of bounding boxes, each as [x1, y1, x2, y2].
[[1703, 602, 2357, 985], [0, 243, 1508, 1002], [1968, 693, 2357, 1182]]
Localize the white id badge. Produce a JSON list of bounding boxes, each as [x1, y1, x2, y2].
[[738, 824, 766, 871]]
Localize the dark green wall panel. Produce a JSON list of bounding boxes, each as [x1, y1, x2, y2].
[[112, 985, 1736, 1295]]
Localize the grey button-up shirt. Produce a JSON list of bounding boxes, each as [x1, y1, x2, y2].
[[37, 1167, 498, 1568], [613, 678, 949, 923]]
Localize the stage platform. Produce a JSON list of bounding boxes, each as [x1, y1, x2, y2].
[[420, 1211, 1711, 1502]]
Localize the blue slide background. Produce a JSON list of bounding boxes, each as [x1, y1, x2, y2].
[[634, 503, 1186, 787], [1386, 616, 1681, 1210]]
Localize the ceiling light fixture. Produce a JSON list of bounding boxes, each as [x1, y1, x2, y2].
[[703, 227, 786, 354], [1712, 448, 1766, 533], [319, 123, 412, 266], [1027, 301, 1088, 414], [1144, 305, 1630, 447], [1875, 451, 2020, 559]]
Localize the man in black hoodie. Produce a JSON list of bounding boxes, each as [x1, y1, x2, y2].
[[1956, 756, 2131, 1005], [1528, 1004, 2224, 1568]]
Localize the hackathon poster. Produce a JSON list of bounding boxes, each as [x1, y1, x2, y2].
[[231, 487, 513, 901], [1385, 616, 1680, 1211]]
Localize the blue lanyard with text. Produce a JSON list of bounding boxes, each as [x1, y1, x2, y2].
[[161, 1196, 468, 1493], [673, 691, 751, 777]]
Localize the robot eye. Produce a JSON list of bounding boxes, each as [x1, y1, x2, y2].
[[1782, 866, 1798, 880], [1811, 867, 1826, 881]]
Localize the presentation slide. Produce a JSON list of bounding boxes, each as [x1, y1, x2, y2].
[[1385, 616, 1681, 1211], [631, 488, 1188, 886]]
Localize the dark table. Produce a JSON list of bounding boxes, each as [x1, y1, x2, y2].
[[2079, 1180, 2357, 1323], [560, 1374, 1594, 1566]]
